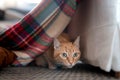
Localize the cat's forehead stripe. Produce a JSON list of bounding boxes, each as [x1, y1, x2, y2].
[[63, 44, 76, 53]]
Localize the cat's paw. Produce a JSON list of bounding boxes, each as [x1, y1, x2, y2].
[[49, 66, 57, 69]]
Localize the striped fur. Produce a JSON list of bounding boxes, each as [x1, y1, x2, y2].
[[35, 33, 81, 69]]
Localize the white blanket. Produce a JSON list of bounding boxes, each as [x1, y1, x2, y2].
[[69, 0, 120, 72], [81, 0, 120, 72]]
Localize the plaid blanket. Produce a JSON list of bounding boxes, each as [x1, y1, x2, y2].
[[0, 0, 80, 66]]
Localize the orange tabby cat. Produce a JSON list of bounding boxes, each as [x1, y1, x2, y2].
[[35, 33, 81, 69]]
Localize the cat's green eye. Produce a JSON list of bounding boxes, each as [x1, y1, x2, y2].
[[73, 53, 78, 57], [62, 53, 67, 57]]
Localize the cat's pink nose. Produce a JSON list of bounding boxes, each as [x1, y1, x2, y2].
[[69, 61, 73, 64]]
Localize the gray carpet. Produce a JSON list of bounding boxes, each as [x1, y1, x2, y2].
[[0, 64, 119, 80]]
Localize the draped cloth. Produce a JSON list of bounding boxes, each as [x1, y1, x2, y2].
[[0, 0, 80, 66], [68, 0, 120, 72]]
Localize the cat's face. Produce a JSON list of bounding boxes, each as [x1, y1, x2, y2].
[[53, 36, 81, 68]]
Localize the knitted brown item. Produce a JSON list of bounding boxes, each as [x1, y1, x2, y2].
[[0, 47, 16, 67]]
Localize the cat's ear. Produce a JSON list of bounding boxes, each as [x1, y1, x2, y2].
[[54, 38, 60, 49], [73, 36, 80, 48]]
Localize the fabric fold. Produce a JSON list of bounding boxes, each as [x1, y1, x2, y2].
[[0, 0, 79, 66]]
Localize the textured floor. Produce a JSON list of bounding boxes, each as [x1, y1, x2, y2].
[[0, 64, 119, 80]]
